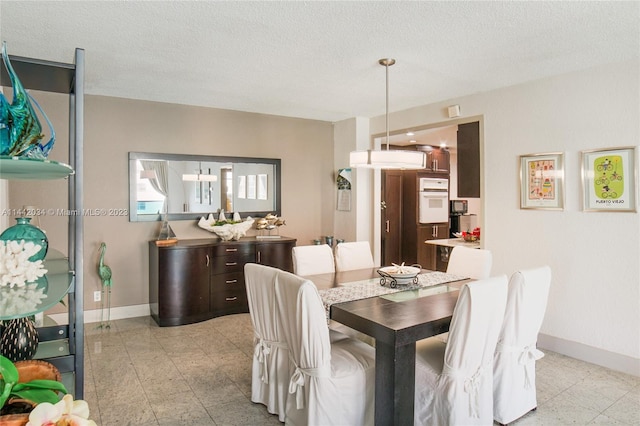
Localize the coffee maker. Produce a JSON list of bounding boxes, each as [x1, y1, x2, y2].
[[449, 199, 468, 237]]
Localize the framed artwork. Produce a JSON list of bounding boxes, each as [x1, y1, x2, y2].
[[519, 152, 564, 210], [581, 146, 637, 212], [257, 174, 268, 200], [237, 175, 246, 199], [247, 175, 257, 199]]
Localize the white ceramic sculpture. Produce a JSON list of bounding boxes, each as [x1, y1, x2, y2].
[[197, 214, 254, 241]]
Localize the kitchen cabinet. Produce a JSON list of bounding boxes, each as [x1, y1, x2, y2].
[[418, 224, 449, 270], [383, 170, 450, 267], [423, 147, 450, 173], [382, 170, 404, 265], [457, 121, 480, 197], [0, 48, 85, 397], [149, 236, 296, 326]]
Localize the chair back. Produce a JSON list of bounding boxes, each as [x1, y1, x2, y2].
[[438, 275, 508, 424], [499, 266, 551, 350], [445, 275, 508, 379], [244, 263, 291, 420], [446, 246, 492, 279], [274, 267, 375, 425], [493, 266, 551, 424], [334, 241, 375, 272], [292, 244, 335, 275]]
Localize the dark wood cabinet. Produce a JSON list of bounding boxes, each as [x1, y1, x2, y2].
[[382, 170, 404, 265], [149, 236, 296, 326], [457, 121, 480, 197], [256, 241, 294, 272], [418, 224, 449, 270], [422, 147, 450, 173]]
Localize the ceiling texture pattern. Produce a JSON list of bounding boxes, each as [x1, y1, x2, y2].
[[1, 1, 638, 122]]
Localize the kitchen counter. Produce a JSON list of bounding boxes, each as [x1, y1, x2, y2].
[[424, 238, 481, 249]]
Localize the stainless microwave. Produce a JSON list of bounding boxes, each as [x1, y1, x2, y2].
[[450, 199, 468, 215]]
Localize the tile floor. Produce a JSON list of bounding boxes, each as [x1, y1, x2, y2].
[[83, 314, 640, 426]]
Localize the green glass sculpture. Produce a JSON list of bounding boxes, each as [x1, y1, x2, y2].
[[0, 217, 48, 261], [0, 41, 56, 159]]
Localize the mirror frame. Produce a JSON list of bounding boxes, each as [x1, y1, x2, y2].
[[129, 151, 281, 222]]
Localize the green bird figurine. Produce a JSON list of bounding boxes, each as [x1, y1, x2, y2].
[[98, 242, 113, 329]]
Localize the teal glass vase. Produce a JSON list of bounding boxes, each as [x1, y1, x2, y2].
[[0, 217, 48, 261]]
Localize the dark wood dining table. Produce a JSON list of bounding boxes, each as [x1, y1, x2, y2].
[[304, 268, 471, 426]]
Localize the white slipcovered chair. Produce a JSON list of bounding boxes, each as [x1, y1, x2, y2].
[[274, 268, 375, 426], [334, 241, 375, 272], [414, 275, 508, 425], [292, 244, 335, 276], [244, 263, 292, 421], [493, 266, 552, 425], [446, 246, 492, 279], [245, 263, 349, 421]]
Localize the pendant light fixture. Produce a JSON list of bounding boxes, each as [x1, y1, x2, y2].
[[350, 58, 426, 169]]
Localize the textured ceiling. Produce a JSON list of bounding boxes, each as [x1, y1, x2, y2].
[[1, 1, 638, 122]]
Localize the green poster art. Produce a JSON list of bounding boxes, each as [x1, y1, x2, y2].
[[593, 155, 623, 199]]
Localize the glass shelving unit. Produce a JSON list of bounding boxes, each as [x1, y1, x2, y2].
[[0, 48, 85, 397]]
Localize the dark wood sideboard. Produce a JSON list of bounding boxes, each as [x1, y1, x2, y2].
[[149, 236, 296, 326]]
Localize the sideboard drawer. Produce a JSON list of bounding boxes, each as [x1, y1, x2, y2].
[[210, 253, 254, 274], [211, 282, 248, 313], [211, 243, 254, 257]]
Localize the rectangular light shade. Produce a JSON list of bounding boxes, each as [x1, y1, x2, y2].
[[350, 150, 426, 169]]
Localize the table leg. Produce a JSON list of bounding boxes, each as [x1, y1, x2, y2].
[[374, 341, 416, 426]]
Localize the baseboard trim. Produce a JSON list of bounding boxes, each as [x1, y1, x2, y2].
[[538, 333, 640, 377], [49, 304, 151, 325]]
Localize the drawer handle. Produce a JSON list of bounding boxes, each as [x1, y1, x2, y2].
[[206, 254, 210, 266], [226, 297, 238, 302], [226, 248, 238, 252], [226, 262, 238, 266], [226, 279, 238, 284]]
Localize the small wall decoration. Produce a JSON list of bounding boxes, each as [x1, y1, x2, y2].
[[519, 152, 564, 210], [581, 146, 637, 212], [257, 174, 268, 200], [237, 175, 246, 199], [247, 175, 257, 199], [336, 168, 352, 211]]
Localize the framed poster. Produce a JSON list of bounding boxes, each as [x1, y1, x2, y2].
[[257, 174, 268, 200], [247, 174, 257, 199], [237, 175, 246, 199], [581, 146, 637, 212], [519, 152, 564, 210]]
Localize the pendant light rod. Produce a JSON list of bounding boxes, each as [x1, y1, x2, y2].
[[349, 57, 425, 169], [379, 58, 395, 151]]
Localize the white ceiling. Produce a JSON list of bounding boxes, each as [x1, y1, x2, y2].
[[1, 1, 638, 123]]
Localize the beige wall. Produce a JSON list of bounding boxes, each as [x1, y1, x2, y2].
[[6, 94, 335, 311]]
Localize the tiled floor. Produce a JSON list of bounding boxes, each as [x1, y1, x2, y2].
[[83, 314, 640, 426]]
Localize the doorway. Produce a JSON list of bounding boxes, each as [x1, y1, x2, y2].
[[377, 119, 482, 267]]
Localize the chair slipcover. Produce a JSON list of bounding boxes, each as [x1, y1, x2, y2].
[[334, 241, 375, 272], [245, 263, 292, 421], [446, 246, 493, 279], [292, 245, 335, 276], [274, 268, 375, 426], [414, 275, 508, 425], [493, 266, 551, 425]]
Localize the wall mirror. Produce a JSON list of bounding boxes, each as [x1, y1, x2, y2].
[[129, 152, 281, 222]]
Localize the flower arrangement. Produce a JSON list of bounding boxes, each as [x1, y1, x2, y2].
[[0, 241, 47, 288], [27, 394, 96, 426]]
